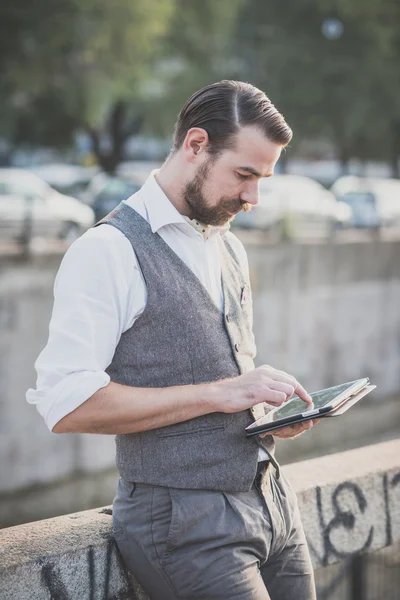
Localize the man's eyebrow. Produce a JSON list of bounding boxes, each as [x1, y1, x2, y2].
[[237, 166, 272, 178]]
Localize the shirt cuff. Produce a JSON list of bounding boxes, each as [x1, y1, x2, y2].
[[26, 371, 111, 432]]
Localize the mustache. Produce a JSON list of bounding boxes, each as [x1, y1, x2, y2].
[[221, 199, 252, 213]]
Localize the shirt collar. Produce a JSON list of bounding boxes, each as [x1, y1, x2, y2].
[[127, 170, 230, 238], [182, 216, 213, 240]]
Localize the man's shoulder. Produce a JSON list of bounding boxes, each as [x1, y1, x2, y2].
[[61, 221, 135, 272], [76, 220, 130, 249]]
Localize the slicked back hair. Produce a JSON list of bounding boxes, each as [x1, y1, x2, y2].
[[172, 80, 292, 158]]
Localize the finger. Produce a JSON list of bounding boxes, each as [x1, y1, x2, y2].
[[293, 382, 313, 405], [272, 427, 296, 439], [289, 421, 312, 433], [266, 367, 312, 405], [264, 390, 288, 406], [265, 367, 297, 389], [274, 421, 312, 439], [271, 425, 293, 438], [268, 380, 295, 399]]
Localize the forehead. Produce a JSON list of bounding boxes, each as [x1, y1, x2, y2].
[[219, 126, 283, 176]]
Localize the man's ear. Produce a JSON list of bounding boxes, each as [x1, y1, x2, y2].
[[182, 128, 210, 163]]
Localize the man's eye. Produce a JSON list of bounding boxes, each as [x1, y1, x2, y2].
[[237, 173, 250, 180]]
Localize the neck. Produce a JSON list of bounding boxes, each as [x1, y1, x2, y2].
[[155, 154, 192, 217]]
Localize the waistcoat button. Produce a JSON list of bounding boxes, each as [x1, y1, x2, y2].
[[226, 314, 230, 323], [234, 343, 239, 352]]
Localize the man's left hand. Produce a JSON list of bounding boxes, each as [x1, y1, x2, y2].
[[259, 419, 321, 440]]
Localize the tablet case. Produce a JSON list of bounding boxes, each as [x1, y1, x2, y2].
[[245, 383, 376, 437]]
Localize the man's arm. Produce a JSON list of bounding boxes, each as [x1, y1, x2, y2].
[[52, 365, 312, 434], [25, 227, 143, 432], [53, 380, 218, 434]]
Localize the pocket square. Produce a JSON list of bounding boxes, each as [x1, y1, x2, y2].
[[240, 284, 249, 305]]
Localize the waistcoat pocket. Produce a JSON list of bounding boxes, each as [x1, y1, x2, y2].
[[156, 424, 224, 439]]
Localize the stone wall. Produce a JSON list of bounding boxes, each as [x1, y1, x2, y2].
[[244, 236, 400, 396], [0, 440, 399, 600], [0, 254, 116, 524]]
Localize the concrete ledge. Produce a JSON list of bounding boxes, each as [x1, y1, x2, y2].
[[284, 439, 400, 568], [0, 440, 399, 599]]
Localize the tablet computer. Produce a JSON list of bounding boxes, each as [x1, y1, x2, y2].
[[245, 378, 372, 437]]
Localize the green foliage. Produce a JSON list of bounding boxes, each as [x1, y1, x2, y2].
[[147, 0, 400, 170], [228, 0, 398, 164], [141, 0, 245, 139], [1, 0, 399, 173], [0, 0, 175, 155]]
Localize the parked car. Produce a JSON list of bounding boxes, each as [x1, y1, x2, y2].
[[331, 177, 381, 229], [332, 176, 400, 228], [233, 174, 351, 237], [0, 169, 95, 244], [83, 173, 142, 222], [28, 163, 98, 199]]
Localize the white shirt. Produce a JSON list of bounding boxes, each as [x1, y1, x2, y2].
[[26, 171, 237, 431]]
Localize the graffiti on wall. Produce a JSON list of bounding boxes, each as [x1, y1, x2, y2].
[[306, 471, 400, 567], [38, 536, 136, 600]]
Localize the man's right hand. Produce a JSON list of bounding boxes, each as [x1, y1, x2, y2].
[[214, 365, 312, 414]]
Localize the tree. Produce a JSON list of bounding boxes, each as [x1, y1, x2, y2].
[[226, 0, 400, 175], [140, 0, 245, 142], [0, 0, 176, 172], [326, 0, 400, 176], [3, 0, 399, 175]]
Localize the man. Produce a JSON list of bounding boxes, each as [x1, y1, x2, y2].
[[27, 80, 318, 599]]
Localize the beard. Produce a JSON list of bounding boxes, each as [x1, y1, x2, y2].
[[183, 160, 251, 227]]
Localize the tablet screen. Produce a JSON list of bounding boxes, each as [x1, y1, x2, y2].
[[254, 379, 366, 425]]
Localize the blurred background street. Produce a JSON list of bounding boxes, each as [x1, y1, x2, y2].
[[0, 1, 400, 598]]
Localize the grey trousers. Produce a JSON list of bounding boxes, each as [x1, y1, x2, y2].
[[112, 464, 316, 600]]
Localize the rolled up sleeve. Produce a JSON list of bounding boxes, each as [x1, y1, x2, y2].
[[26, 227, 138, 431]]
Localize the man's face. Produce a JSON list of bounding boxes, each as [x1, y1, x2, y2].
[[183, 126, 283, 226]]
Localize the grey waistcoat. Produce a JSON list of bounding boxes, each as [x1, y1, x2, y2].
[[94, 203, 274, 492]]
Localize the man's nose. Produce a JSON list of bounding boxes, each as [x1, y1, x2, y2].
[[240, 181, 260, 206]]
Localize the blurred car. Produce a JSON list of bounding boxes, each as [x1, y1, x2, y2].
[[83, 173, 142, 222], [28, 163, 98, 199], [332, 176, 400, 228], [0, 169, 95, 244], [233, 174, 351, 237], [334, 190, 380, 229], [331, 177, 380, 229]]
